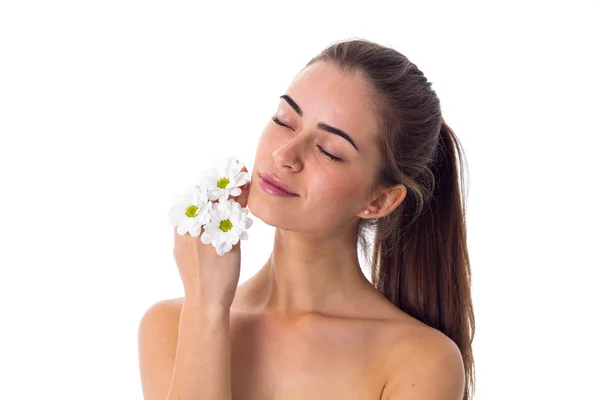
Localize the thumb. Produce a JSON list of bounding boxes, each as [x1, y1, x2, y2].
[[237, 180, 251, 208]]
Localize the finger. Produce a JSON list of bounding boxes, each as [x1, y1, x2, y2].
[[235, 181, 251, 208]]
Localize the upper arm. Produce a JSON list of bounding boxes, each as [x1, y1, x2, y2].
[[381, 333, 465, 400], [137, 298, 183, 400]]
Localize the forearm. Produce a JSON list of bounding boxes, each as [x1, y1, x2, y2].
[[166, 300, 232, 400]]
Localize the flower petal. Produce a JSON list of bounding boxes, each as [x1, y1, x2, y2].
[[218, 191, 229, 203], [177, 224, 188, 236], [189, 226, 201, 237], [224, 156, 239, 177], [215, 240, 231, 256], [230, 212, 241, 226], [216, 199, 230, 218], [233, 171, 250, 187], [200, 230, 212, 244], [206, 188, 221, 201], [197, 170, 217, 189]]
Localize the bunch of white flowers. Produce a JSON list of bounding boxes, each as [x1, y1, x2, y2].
[[168, 156, 253, 256]]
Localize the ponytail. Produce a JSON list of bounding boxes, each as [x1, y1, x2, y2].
[[370, 118, 475, 400], [309, 38, 476, 400]]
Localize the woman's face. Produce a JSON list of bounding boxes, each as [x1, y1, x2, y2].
[[247, 61, 382, 236]]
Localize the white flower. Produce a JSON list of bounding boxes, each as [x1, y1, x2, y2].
[[168, 185, 213, 237], [200, 198, 253, 256], [196, 156, 251, 203], [168, 155, 254, 256]]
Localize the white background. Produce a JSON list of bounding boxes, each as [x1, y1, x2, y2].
[[1, 1, 598, 399]]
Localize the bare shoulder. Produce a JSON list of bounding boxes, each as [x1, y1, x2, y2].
[[137, 297, 185, 400], [344, 289, 465, 398], [137, 295, 185, 357], [138, 296, 185, 330], [380, 320, 466, 400], [138, 296, 186, 347]]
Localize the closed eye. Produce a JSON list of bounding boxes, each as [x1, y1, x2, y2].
[[317, 145, 342, 162], [271, 116, 343, 163], [271, 116, 288, 128]]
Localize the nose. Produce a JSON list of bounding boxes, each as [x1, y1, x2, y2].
[[272, 137, 303, 172]]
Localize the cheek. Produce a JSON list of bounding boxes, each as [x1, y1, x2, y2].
[[256, 127, 279, 156], [314, 175, 366, 208], [307, 174, 354, 203]]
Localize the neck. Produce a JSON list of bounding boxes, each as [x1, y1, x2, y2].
[[248, 227, 371, 318]]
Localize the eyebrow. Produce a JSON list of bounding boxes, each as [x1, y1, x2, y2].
[[280, 94, 360, 153]]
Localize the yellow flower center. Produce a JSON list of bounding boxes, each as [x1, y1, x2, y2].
[[217, 177, 230, 189], [219, 219, 233, 232], [185, 205, 198, 218]]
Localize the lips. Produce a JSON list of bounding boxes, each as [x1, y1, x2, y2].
[[259, 172, 298, 195]]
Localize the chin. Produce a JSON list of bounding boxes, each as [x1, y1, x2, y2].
[[246, 195, 289, 230], [247, 194, 270, 223]]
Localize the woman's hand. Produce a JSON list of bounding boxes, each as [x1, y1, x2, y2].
[[172, 165, 251, 310]]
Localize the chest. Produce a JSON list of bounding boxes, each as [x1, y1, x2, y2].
[[228, 311, 387, 400]]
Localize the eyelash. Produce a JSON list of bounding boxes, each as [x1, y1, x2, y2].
[[271, 116, 343, 163]]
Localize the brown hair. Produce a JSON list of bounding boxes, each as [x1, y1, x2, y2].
[[306, 39, 475, 399]]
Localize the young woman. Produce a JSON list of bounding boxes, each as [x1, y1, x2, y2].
[[139, 38, 475, 400]]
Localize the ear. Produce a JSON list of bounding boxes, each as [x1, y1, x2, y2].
[[360, 184, 407, 219]]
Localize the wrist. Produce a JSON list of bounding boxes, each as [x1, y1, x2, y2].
[[183, 296, 231, 316]]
